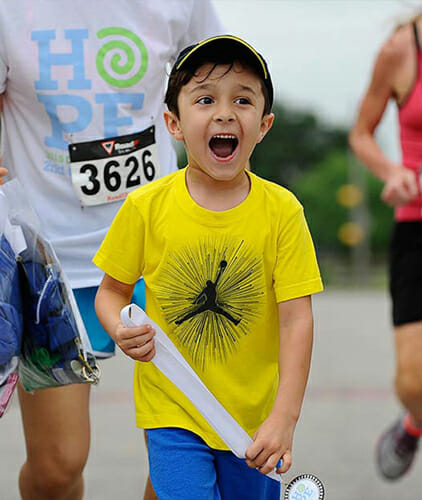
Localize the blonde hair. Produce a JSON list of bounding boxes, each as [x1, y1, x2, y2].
[[394, 9, 422, 32]]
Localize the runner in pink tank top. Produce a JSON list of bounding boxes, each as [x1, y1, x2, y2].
[[397, 23, 422, 221], [350, 15, 422, 482]]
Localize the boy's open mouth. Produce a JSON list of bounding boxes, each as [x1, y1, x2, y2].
[[209, 134, 238, 159]]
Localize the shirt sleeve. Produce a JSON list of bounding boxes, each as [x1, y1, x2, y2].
[[93, 195, 145, 285], [176, 0, 226, 54], [273, 207, 323, 303]]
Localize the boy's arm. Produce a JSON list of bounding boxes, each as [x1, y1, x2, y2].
[[245, 295, 314, 475], [95, 274, 156, 361]]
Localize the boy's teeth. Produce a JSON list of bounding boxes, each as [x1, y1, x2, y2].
[[209, 135, 238, 158]]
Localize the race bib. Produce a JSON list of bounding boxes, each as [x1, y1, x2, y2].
[[69, 126, 161, 207]]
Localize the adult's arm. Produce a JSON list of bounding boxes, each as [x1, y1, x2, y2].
[[349, 37, 418, 206]]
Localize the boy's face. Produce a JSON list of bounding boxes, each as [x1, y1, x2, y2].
[[164, 62, 274, 183]]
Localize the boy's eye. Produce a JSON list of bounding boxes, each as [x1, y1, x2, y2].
[[197, 97, 213, 105], [235, 97, 251, 105]]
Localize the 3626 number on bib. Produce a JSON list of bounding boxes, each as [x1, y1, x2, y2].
[[69, 126, 161, 207]]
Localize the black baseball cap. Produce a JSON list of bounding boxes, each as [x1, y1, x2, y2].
[[171, 35, 274, 110]]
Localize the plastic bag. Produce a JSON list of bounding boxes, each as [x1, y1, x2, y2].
[[0, 192, 22, 416], [1, 180, 100, 396]]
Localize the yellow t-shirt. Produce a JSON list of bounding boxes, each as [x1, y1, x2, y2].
[[93, 168, 323, 449]]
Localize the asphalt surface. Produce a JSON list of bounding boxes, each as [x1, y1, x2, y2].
[[1, 289, 420, 499]]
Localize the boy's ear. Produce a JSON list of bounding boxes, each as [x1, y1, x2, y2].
[[163, 110, 184, 141], [257, 113, 275, 144]]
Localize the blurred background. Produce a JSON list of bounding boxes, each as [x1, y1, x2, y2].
[[3, 1, 422, 499], [210, 0, 418, 288]]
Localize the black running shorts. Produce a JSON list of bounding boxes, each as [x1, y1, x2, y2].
[[389, 221, 422, 326]]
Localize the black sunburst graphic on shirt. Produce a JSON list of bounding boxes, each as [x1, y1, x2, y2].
[[154, 237, 265, 368]]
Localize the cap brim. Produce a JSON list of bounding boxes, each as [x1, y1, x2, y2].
[[173, 35, 273, 110], [176, 36, 269, 80]]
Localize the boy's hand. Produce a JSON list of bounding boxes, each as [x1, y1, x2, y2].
[[114, 322, 156, 362], [245, 412, 295, 475]]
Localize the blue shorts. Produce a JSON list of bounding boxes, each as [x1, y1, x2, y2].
[[73, 280, 145, 358], [145, 427, 281, 500]]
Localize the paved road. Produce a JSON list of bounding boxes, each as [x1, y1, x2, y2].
[[1, 290, 420, 499]]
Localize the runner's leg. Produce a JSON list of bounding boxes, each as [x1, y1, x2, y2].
[[395, 322, 422, 422], [18, 383, 91, 500], [376, 222, 422, 479], [390, 223, 422, 420]]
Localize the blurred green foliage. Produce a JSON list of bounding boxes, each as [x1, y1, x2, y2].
[[290, 151, 393, 255], [250, 102, 393, 257], [251, 103, 348, 187]]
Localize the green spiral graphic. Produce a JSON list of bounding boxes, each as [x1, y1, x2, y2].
[[96, 27, 148, 88]]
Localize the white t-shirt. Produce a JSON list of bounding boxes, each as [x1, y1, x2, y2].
[[0, 0, 224, 287]]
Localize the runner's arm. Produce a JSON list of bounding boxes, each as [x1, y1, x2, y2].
[[349, 40, 418, 205], [349, 43, 398, 181]]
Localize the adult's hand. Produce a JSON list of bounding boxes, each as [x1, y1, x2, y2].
[[381, 166, 419, 206], [0, 165, 8, 185]]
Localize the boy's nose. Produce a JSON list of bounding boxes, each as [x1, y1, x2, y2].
[[214, 106, 235, 123], [215, 114, 235, 123]]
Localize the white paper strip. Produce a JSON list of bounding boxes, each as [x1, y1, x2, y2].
[[0, 189, 27, 255], [4, 219, 27, 256], [121, 304, 282, 484]]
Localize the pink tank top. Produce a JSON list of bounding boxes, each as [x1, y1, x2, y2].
[[396, 23, 422, 221]]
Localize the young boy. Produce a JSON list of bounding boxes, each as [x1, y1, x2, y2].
[[93, 35, 323, 499]]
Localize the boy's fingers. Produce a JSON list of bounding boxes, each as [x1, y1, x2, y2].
[[118, 323, 153, 340], [136, 342, 156, 361], [277, 451, 292, 473], [126, 331, 155, 350], [245, 440, 262, 462], [249, 450, 272, 469], [136, 339, 154, 356], [257, 454, 280, 475], [140, 347, 156, 362]]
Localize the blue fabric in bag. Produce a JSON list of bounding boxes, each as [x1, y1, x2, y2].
[[18, 259, 80, 368], [0, 235, 23, 366]]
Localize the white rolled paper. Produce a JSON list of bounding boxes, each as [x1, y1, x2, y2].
[[120, 303, 282, 484]]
